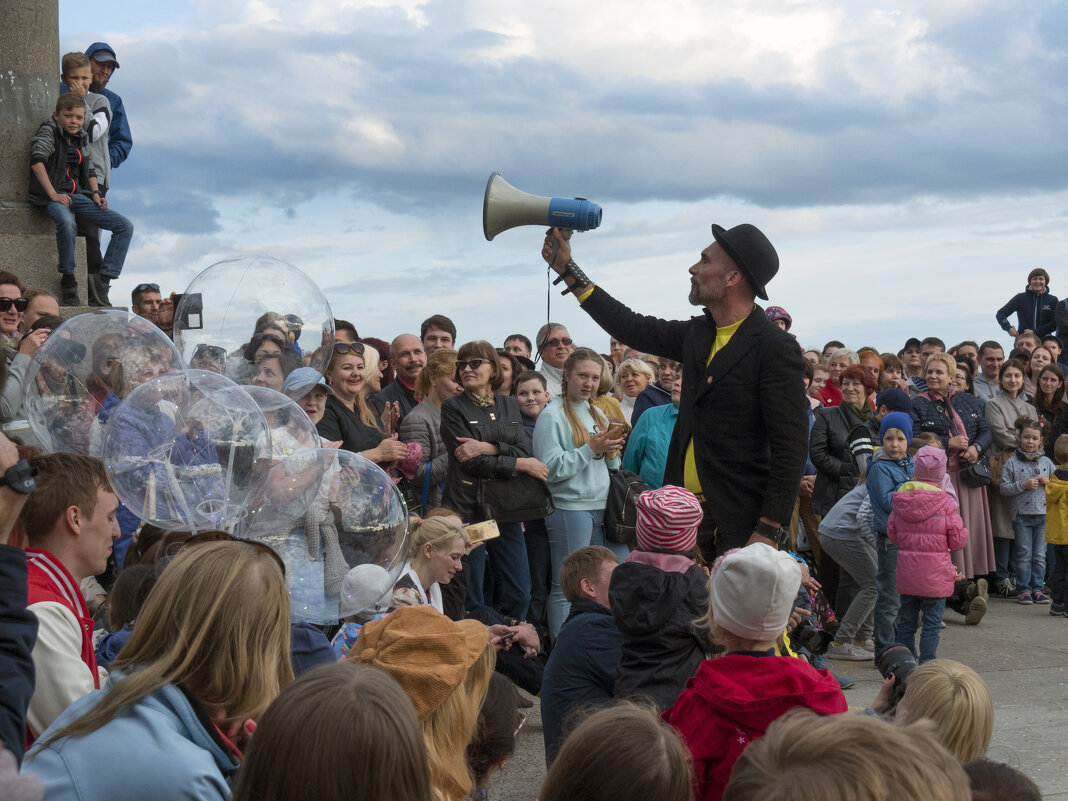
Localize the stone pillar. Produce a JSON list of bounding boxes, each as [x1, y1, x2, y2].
[[0, 0, 87, 307]]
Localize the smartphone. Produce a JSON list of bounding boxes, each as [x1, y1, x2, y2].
[[606, 423, 626, 439], [497, 631, 518, 642], [466, 520, 501, 542]]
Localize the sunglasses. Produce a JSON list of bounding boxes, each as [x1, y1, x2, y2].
[[183, 530, 286, 576], [334, 342, 366, 355], [193, 344, 227, 361], [0, 298, 29, 313], [134, 283, 160, 294], [284, 313, 304, 330], [456, 358, 486, 371], [541, 337, 573, 349], [251, 333, 286, 348]]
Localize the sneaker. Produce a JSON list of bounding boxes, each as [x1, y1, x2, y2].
[[834, 672, 855, 690], [975, 578, 989, 600], [60, 274, 78, 306], [1034, 591, 1051, 604], [854, 638, 875, 653], [1019, 591, 1034, 605], [994, 579, 1016, 598], [965, 595, 987, 625], [828, 642, 874, 661], [1050, 602, 1067, 617]]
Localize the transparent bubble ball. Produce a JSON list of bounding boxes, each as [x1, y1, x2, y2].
[[241, 384, 322, 462], [238, 449, 410, 624], [101, 369, 271, 533], [172, 255, 334, 392], [23, 309, 181, 455]]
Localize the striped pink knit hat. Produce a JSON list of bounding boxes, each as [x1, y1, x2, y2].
[[635, 486, 704, 552]]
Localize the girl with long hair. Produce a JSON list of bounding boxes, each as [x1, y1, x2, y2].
[[24, 541, 293, 800], [533, 347, 628, 638]]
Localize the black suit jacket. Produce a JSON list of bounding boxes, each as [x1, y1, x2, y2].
[[581, 287, 808, 539]]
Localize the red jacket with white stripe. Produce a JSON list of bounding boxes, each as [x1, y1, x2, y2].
[[25, 548, 100, 747]]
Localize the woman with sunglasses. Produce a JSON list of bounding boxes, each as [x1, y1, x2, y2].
[[318, 342, 409, 466], [23, 541, 293, 801], [441, 341, 549, 619]]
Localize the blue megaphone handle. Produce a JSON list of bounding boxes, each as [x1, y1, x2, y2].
[[547, 197, 602, 232]]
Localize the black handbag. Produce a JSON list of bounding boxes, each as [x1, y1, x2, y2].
[[477, 473, 555, 524], [604, 469, 650, 546], [960, 456, 991, 488]]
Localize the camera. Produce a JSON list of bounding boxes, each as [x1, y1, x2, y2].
[[790, 621, 833, 656], [874, 644, 919, 714]]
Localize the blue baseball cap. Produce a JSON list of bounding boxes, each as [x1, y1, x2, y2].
[[85, 42, 120, 68], [283, 366, 332, 399]]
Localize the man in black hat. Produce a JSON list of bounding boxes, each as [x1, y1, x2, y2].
[[541, 225, 808, 557]]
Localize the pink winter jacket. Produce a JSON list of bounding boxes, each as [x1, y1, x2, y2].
[[887, 481, 968, 598]]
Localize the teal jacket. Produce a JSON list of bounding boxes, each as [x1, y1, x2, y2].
[[622, 402, 678, 488]]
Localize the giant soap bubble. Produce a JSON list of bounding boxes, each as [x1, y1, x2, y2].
[[242, 384, 321, 463], [101, 369, 271, 533], [173, 256, 334, 393], [239, 449, 410, 624], [23, 310, 181, 454]]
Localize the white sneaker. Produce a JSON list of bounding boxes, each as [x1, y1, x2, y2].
[[827, 641, 875, 661], [854, 638, 875, 652]]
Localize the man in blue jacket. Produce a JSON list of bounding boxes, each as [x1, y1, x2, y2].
[[540, 546, 621, 765], [80, 43, 133, 306], [996, 268, 1057, 338]]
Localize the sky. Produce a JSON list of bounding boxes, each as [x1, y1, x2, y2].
[[58, 0, 1068, 357]]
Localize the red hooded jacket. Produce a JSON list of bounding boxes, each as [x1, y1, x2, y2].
[[662, 654, 847, 801]]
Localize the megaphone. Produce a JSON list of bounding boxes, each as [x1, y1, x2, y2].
[[483, 172, 602, 241]]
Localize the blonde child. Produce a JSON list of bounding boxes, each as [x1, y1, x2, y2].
[[887, 447, 968, 662], [1000, 417, 1055, 604]]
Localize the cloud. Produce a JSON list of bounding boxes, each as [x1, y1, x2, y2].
[[53, 0, 1068, 361]]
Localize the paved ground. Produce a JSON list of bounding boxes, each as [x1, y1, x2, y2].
[[487, 595, 1068, 799]]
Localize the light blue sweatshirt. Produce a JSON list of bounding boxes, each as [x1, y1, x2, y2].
[[533, 397, 619, 511]]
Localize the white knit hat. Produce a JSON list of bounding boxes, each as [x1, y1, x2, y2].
[[338, 564, 394, 618], [709, 543, 802, 640]]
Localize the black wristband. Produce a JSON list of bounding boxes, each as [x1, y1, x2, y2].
[[551, 260, 592, 295]]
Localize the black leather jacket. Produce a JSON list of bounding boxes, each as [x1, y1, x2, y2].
[[440, 393, 530, 523]]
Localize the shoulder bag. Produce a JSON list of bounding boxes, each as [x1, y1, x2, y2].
[[604, 468, 650, 546]]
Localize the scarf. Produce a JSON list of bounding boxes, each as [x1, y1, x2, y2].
[[919, 388, 967, 472], [1016, 446, 1044, 463], [466, 390, 495, 408]]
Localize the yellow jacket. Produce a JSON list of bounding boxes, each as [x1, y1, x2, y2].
[[1044, 472, 1068, 544]]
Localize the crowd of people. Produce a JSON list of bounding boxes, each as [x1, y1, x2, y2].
[[0, 43, 1055, 798]]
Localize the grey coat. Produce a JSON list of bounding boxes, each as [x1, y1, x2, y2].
[[398, 398, 447, 509]]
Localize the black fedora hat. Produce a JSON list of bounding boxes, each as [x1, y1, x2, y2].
[[711, 223, 779, 301]]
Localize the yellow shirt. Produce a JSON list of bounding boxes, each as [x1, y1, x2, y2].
[[683, 316, 746, 495]]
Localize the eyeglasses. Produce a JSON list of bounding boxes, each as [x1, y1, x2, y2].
[[334, 342, 366, 355], [183, 530, 286, 576], [456, 358, 486, 371], [0, 298, 29, 313], [541, 337, 573, 349], [133, 283, 160, 294]]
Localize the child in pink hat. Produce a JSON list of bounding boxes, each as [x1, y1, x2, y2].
[[609, 486, 712, 710], [888, 446, 969, 663]]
